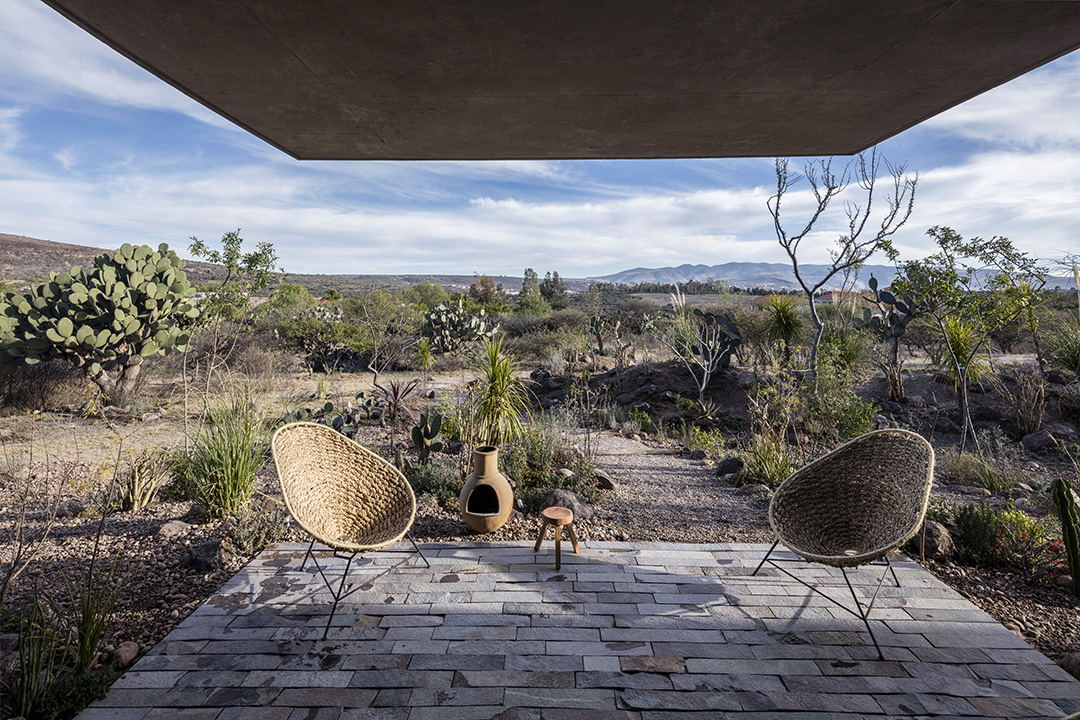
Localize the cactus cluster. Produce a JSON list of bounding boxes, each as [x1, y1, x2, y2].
[[281, 391, 384, 438], [411, 412, 444, 465], [856, 275, 919, 401], [422, 300, 496, 353], [589, 315, 607, 354], [690, 308, 741, 370], [1052, 474, 1080, 596], [0, 243, 198, 408]]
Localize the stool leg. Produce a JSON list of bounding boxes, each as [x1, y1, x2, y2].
[[567, 524, 580, 554], [533, 522, 549, 552], [554, 526, 562, 570]]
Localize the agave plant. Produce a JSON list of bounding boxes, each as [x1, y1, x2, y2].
[[374, 378, 419, 453]]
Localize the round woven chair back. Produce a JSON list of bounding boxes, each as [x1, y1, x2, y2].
[[271, 422, 416, 553], [768, 429, 934, 567]]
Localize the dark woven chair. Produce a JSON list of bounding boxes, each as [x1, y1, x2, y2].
[[272, 422, 428, 638], [753, 429, 935, 658]]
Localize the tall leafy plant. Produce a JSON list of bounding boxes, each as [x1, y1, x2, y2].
[[473, 336, 531, 447], [189, 386, 267, 519]]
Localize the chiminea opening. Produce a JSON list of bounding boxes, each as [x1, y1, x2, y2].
[[465, 484, 501, 516]]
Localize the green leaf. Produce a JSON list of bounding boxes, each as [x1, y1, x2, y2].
[[57, 317, 74, 337], [140, 341, 160, 357]]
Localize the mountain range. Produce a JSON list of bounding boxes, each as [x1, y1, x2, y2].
[[1, 234, 1073, 292]]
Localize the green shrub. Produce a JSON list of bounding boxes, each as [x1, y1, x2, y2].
[[116, 448, 170, 511], [951, 501, 1062, 580], [407, 462, 463, 511], [936, 445, 1017, 494], [626, 408, 653, 432], [807, 343, 876, 440], [1046, 318, 1080, 376], [739, 433, 795, 488], [189, 389, 267, 519], [952, 501, 1004, 567], [515, 469, 599, 515], [222, 501, 292, 557]]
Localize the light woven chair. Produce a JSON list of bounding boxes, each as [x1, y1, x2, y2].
[[272, 422, 429, 638], [753, 429, 935, 658]]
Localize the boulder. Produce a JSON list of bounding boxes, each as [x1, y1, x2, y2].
[[1061, 652, 1080, 682], [540, 489, 594, 521], [879, 400, 903, 416], [556, 468, 574, 478], [736, 483, 773, 498], [55, 499, 85, 519], [111, 641, 140, 669], [158, 520, 192, 540], [903, 521, 954, 561], [1055, 574, 1074, 589], [593, 469, 618, 491], [715, 457, 745, 477], [934, 417, 961, 434], [1046, 369, 1073, 385], [183, 540, 225, 572], [1022, 429, 1058, 451], [687, 449, 707, 461]]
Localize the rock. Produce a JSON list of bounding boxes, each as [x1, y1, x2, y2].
[[1061, 652, 1080, 681], [934, 417, 961, 434], [540, 489, 594, 521], [718, 473, 739, 484], [542, 380, 561, 391], [111, 641, 140, 669], [631, 402, 651, 414], [158, 520, 192, 540], [736, 483, 773, 498], [556, 468, 574, 478], [445, 441, 463, 455], [715, 457, 745, 477], [1022, 429, 1058, 451], [903, 521, 954, 561], [55, 499, 85, 519], [508, 509, 524, 523], [687, 449, 707, 461], [1046, 422, 1078, 441], [427, 390, 437, 399], [879, 400, 903, 415], [1046, 369, 1073, 385], [183, 540, 225, 572], [1056, 574, 1074, 589], [874, 414, 890, 430], [1015, 482, 1034, 494], [139, 411, 162, 422], [593, 469, 618, 491]]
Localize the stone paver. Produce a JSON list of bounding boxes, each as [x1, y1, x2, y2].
[[79, 541, 1080, 719]]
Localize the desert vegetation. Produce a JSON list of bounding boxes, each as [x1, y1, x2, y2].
[[1, 229, 1080, 718]]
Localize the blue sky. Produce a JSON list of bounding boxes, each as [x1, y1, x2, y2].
[[1, 0, 1079, 279]]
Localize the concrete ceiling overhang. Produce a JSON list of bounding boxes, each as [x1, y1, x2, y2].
[[41, 1, 1080, 160]]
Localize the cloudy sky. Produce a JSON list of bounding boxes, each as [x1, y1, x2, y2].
[[1, 1, 1078, 279]]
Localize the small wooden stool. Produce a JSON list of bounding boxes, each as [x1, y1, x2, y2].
[[533, 506, 579, 569]]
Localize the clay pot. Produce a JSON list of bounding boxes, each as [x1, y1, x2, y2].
[[459, 445, 513, 533]]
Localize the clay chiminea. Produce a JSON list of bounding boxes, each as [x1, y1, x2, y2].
[[459, 445, 513, 533]]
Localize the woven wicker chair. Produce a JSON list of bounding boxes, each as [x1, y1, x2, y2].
[[753, 429, 935, 658], [272, 422, 428, 638]]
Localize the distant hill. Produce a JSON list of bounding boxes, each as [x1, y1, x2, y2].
[[591, 261, 1076, 291], [2, 234, 1072, 294]]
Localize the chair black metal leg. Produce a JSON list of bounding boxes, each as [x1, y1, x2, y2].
[[842, 568, 884, 660], [323, 552, 355, 640], [752, 540, 780, 576], [407, 532, 430, 568]]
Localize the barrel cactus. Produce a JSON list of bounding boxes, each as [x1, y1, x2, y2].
[[0, 243, 199, 409]]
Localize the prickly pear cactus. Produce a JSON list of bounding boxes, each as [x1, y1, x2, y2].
[[410, 411, 444, 464], [0, 243, 199, 408], [421, 300, 497, 353]]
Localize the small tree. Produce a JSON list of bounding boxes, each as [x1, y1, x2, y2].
[[469, 274, 508, 309], [540, 271, 569, 310], [657, 289, 741, 404], [895, 227, 1045, 450], [0, 243, 198, 409], [768, 150, 917, 375], [521, 268, 540, 298]]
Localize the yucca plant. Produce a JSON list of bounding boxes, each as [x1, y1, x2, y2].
[[763, 294, 805, 367], [930, 316, 992, 388], [1046, 318, 1080, 377], [473, 336, 531, 447]]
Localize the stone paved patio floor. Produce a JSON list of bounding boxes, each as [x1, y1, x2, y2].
[[79, 541, 1080, 719]]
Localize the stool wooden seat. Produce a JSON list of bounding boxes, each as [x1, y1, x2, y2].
[[533, 506, 579, 569]]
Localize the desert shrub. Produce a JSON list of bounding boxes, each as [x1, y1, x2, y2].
[[514, 469, 599, 515], [222, 500, 291, 557], [806, 344, 876, 440], [763, 294, 806, 367], [1046, 318, 1080, 376], [818, 324, 873, 376], [738, 433, 795, 488], [683, 423, 725, 460], [163, 447, 201, 501], [992, 364, 1045, 435], [626, 408, 653, 432], [188, 388, 267, 519], [952, 501, 1005, 567], [950, 501, 1062, 580], [407, 462, 463, 511], [116, 448, 171, 512], [0, 359, 96, 412], [936, 447, 1014, 494]]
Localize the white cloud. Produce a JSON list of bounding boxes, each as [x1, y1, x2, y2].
[[0, 0, 229, 128]]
